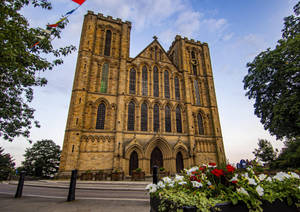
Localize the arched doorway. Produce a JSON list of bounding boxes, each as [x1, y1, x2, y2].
[[150, 147, 163, 172], [129, 151, 138, 175], [176, 152, 184, 173]]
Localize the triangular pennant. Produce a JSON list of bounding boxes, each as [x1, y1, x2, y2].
[[72, 0, 86, 5], [65, 8, 76, 16], [55, 17, 67, 24], [47, 23, 59, 28], [37, 35, 46, 40]]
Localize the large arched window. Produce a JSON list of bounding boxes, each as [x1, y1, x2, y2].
[[128, 101, 135, 131], [153, 104, 159, 132], [129, 68, 136, 94], [175, 76, 180, 100], [141, 102, 148, 131], [100, 63, 109, 93], [153, 66, 159, 97], [164, 70, 170, 99], [176, 106, 182, 133], [96, 103, 106, 129], [104, 30, 112, 56], [194, 80, 201, 105], [165, 105, 171, 132], [142, 66, 148, 96], [197, 113, 204, 135]]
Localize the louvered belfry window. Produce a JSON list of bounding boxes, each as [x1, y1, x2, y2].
[[175, 76, 180, 100], [165, 105, 171, 132], [129, 68, 136, 94], [164, 70, 170, 99], [141, 102, 148, 131], [104, 30, 111, 56], [153, 104, 159, 132], [142, 66, 148, 96], [128, 101, 135, 131], [153, 66, 159, 97], [96, 103, 106, 129]]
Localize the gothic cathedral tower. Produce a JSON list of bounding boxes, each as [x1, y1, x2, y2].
[[59, 11, 226, 177]]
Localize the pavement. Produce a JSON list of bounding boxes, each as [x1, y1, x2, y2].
[[0, 180, 152, 212]]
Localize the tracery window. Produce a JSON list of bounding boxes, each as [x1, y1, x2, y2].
[[153, 104, 159, 132], [153, 66, 159, 97], [164, 70, 170, 99], [165, 105, 171, 132], [96, 103, 106, 129], [142, 66, 148, 96], [104, 30, 112, 56], [141, 102, 148, 131], [194, 80, 201, 105], [174, 76, 180, 100], [197, 113, 204, 135], [128, 101, 135, 131], [100, 63, 109, 93], [176, 106, 182, 133], [129, 68, 136, 94]]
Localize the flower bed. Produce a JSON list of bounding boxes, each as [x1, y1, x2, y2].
[[146, 163, 300, 212]]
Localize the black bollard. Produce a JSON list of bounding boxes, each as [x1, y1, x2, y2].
[[15, 171, 25, 198], [67, 169, 77, 201], [153, 165, 158, 184]]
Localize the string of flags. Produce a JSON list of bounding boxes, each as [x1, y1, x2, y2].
[[31, 0, 87, 49]]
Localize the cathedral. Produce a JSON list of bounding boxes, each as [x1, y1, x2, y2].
[[59, 11, 226, 177]]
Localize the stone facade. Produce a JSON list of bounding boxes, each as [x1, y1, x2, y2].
[[59, 11, 226, 177]]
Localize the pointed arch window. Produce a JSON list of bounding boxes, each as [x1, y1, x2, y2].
[[175, 76, 180, 100], [129, 68, 136, 94], [104, 30, 112, 56], [197, 113, 204, 135], [141, 102, 148, 131], [165, 105, 171, 132], [128, 101, 135, 131], [153, 66, 159, 97], [191, 51, 196, 59], [191, 50, 197, 75], [153, 104, 159, 132], [96, 103, 106, 129], [100, 63, 109, 93], [142, 66, 148, 96], [176, 106, 182, 133], [194, 80, 201, 105], [164, 70, 170, 99]]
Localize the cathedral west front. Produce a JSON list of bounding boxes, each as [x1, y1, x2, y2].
[[59, 11, 226, 177]]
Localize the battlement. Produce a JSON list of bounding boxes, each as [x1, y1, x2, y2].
[[86, 10, 131, 27], [168, 35, 204, 54]]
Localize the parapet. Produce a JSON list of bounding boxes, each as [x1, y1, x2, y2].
[[86, 11, 131, 27]]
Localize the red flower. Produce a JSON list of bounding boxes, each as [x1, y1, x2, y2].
[[190, 176, 197, 181], [209, 162, 216, 166], [231, 180, 238, 184], [226, 165, 235, 173], [199, 167, 206, 172], [211, 168, 224, 177]]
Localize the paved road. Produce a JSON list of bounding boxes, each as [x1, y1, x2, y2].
[[0, 183, 150, 212]]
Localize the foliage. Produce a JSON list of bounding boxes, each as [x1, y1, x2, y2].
[[0, 146, 15, 180], [22, 139, 60, 178], [0, 0, 76, 142], [271, 137, 300, 169], [253, 139, 277, 164], [243, 1, 300, 140], [159, 167, 165, 172], [146, 163, 300, 211], [135, 167, 142, 172]]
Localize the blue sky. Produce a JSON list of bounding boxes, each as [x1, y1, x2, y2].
[[1, 0, 298, 166]]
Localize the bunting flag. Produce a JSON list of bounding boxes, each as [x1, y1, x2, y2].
[[42, 29, 51, 34], [47, 23, 59, 28], [37, 35, 45, 39], [65, 8, 76, 16], [72, 0, 86, 5], [55, 17, 67, 24]]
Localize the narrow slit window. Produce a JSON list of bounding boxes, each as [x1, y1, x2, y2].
[[104, 30, 112, 56], [164, 70, 170, 99], [100, 63, 109, 93]]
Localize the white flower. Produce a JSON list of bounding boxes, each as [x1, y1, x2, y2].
[[145, 183, 157, 193], [248, 178, 257, 185], [207, 181, 212, 186], [178, 181, 187, 185], [192, 181, 203, 188], [266, 177, 272, 182], [242, 173, 249, 179], [174, 175, 184, 182], [168, 183, 174, 187], [237, 187, 249, 196], [273, 172, 290, 181], [230, 174, 239, 182], [186, 167, 199, 176], [157, 181, 165, 188], [258, 174, 267, 181], [162, 177, 172, 184], [290, 172, 300, 179], [256, 185, 264, 196]]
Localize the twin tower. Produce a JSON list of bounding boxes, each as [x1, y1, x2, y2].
[[59, 11, 226, 177]]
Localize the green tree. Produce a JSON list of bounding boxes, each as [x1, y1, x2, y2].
[[0, 0, 76, 142], [253, 139, 277, 164], [22, 139, 61, 178], [243, 2, 300, 140], [0, 146, 15, 180]]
